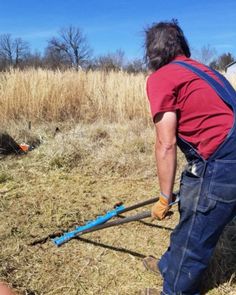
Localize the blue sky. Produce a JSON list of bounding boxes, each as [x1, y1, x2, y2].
[[0, 0, 235, 61]]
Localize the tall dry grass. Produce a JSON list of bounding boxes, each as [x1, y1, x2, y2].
[[0, 68, 149, 126], [0, 68, 235, 128]]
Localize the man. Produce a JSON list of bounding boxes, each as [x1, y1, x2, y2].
[[142, 20, 236, 295]]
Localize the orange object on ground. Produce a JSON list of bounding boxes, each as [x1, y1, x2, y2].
[[20, 143, 30, 152]]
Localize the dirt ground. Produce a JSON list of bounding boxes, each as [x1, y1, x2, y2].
[[0, 122, 235, 295]]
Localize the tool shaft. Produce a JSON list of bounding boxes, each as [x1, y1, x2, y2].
[[78, 211, 151, 235], [118, 197, 158, 214]]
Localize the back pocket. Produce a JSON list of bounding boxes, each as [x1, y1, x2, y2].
[[208, 160, 236, 203]]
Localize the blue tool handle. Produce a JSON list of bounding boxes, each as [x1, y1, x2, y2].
[[75, 206, 124, 230], [52, 204, 125, 246], [53, 231, 76, 246]]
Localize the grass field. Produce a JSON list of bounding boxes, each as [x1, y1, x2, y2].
[[0, 70, 236, 295], [0, 69, 148, 124]]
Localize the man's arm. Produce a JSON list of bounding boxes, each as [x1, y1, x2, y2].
[[152, 111, 177, 219]]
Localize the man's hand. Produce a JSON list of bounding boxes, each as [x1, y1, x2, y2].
[[151, 195, 170, 220]]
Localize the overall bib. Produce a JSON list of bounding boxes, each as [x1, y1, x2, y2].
[[158, 61, 236, 295]]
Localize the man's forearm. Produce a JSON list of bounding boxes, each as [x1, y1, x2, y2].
[[155, 140, 177, 201]]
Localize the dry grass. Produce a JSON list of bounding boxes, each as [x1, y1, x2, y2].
[[0, 121, 170, 295], [0, 70, 236, 294], [0, 121, 235, 295], [0, 69, 148, 125], [0, 69, 235, 127]]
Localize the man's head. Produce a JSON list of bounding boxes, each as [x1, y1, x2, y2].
[[145, 19, 191, 71]]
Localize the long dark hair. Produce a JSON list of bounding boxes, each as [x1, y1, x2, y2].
[[144, 19, 191, 71]]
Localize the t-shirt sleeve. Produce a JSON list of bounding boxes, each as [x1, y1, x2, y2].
[[146, 72, 177, 121]]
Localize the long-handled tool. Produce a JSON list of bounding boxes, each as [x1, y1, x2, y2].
[[52, 196, 159, 246], [54, 211, 152, 246], [73, 197, 179, 238], [52, 196, 179, 247]]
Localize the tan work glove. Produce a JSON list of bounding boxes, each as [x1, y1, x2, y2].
[[151, 194, 171, 220]]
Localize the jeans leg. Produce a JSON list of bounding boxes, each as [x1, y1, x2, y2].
[[160, 174, 236, 294], [158, 171, 236, 295], [158, 247, 170, 278]]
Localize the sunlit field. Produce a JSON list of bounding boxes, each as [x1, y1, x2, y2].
[[0, 69, 235, 295], [0, 69, 235, 126], [0, 69, 149, 125]]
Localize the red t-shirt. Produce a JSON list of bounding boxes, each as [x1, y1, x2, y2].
[[146, 55, 233, 159]]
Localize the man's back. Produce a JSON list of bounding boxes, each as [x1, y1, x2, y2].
[[146, 55, 233, 159]]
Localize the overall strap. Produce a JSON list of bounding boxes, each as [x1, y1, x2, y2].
[[172, 61, 235, 107], [205, 65, 236, 99]]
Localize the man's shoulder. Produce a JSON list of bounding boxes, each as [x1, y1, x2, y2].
[[147, 62, 181, 88], [147, 64, 174, 83], [148, 57, 210, 82]]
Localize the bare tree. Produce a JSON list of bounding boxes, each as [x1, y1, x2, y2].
[[193, 44, 217, 65], [125, 58, 146, 74], [0, 34, 30, 68], [15, 38, 30, 67], [46, 26, 92, 70], [209, 52, 235, 71], [91, 49, 125, 71], [24, 51, 44, 69], [44, 45, 70, 70]]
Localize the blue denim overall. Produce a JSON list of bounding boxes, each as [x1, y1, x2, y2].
[[158, 61, 236, 295]]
